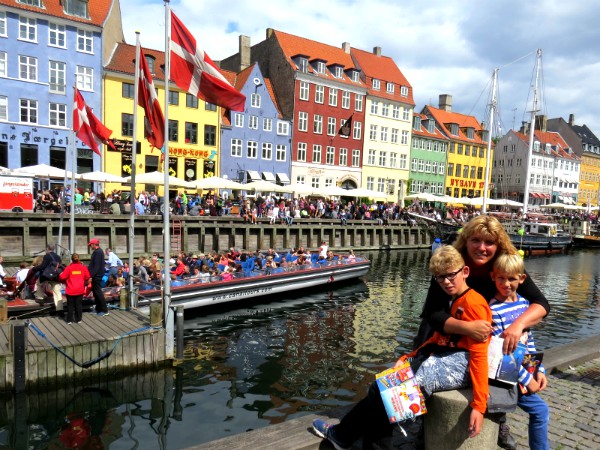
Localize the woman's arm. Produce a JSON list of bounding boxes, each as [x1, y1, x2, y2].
[[500, 303, 546, 353]]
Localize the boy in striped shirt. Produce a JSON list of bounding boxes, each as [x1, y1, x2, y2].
[[490, 254, 549, 450]]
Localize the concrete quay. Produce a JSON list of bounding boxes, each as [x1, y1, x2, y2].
[[185, 334, 600, 450]]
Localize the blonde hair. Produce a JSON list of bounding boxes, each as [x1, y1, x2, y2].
[[493, 253, 525, 276], [453, 215, 517, 259], [429, 245, 465, 276]]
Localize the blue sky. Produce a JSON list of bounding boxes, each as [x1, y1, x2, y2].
[[121, 0, 600, 136]]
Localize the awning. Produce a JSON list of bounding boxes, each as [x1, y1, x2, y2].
[[531, 193, 540, 198], [276, 172, 290, 184], [544, 194, 550, 199], [247, 170, 261, 181], [262, 171, 276, 182]]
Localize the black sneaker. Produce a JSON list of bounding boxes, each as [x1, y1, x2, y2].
[[312, 419, 350, 450], [498, 423, 517, 450]]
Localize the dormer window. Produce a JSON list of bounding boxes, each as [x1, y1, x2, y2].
[[450, 123, 459, 136], [350, 70, 360, 83], [545, 143, 551, 154], [413, 116, 421, 130], [427, 119, 435, 134], [481, 130, 489, 142], [63, 0, 89, 19], [145, 55, 156, 74], [466, 127, 474, 139], [295, 57, 308, 73], [400, 86, 409, 97], [386, 82, 394, 94], [372, 79, 381, 90], [533, 141, 540, 151], [18, 0, 44, 7], [334, 66, 344, 79], [316, 61, 326, 74]]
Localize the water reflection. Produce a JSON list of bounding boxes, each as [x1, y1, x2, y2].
[[1, 249, 599, 449]]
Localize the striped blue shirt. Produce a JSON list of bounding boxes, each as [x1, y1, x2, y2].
[[489, 294, 545, 387]]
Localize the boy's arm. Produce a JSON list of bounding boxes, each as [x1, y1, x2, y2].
[[501, 304, 546, 353]]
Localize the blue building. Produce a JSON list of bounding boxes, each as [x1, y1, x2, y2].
[[220, 63, 292, 187], [0, 0, 123, 177]]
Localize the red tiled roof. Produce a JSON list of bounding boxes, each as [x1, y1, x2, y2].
[[0, 0, 113, 27], [105, 42, 166, 80], [513, 130, 580, 160], [272, 29, 363, 87], [350, 47, 414, 105], [425, 105, 485, 144], [412, 113, 446, 139]]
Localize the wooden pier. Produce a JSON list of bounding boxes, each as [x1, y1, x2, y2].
[[0, 309, 169, 393]]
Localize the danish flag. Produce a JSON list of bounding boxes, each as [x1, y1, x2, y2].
[[73, 88, 115, 155], [169, 11, 246, 112], [138, 46, 165, 150]]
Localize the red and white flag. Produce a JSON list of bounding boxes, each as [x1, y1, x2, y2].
[[170, 11, 246, 112], [138, 46, 165, 150], [73, 88, 115, 155]]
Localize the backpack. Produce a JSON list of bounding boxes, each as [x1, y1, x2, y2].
[[41, 253, 65, 281]]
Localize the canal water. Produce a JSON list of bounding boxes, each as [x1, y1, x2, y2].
[[1, 249, 599, 449]]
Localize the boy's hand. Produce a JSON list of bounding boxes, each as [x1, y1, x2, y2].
[[536, 372, 548, 391], [526, 377, 541, 394], [468, 409, 484, 437], [394, 355, 407, 367], [466, 320, 492, 342], [501, 323, 524, 353]]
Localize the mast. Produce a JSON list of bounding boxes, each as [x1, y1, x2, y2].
[[128, 32, 140, 300], [522, 49, 542, 215], [482, 68, 498, 214]]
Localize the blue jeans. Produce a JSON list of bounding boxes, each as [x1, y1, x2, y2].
[[518, 392, 549, 450]]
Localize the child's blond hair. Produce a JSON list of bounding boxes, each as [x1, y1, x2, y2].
[[429, 245, 465, 276], [493, 253, 525, 275]]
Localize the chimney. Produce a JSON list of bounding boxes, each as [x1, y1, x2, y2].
[[342, 42, 351, 53], [239, 35, 251, 71], [266, 28, 274, 39], [520, 121, 530, 135], [373, 46, 381, 57], [535, 114, 547, 132], [439, 94, 452, 112], [569, 114, 575, 126]]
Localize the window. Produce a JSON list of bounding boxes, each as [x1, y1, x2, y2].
[[391, 128, 399, 144], [234, 113, 244, 128], [0, 52, 5, 78], [386, 82, 395, 94], [77, 29, 93, 53], [326, 146, 335, 165], [328, 88, 338, 106], [312, 145, 322, 163], [299, 81, 309, 101], [418, 159, 424, 172], [369, 125, 377, 141], [121, 113, 133, 136], [168, 119, 178, 141], [263, 118, 272, 131], [400, 86, 409, 96], [168, 91, 179, 105], [0, 12, 6, 37], [19, 55, 37, 81], [297, 58, 308, 73], [186, 94, 198, 108], [49, 61, 66, 94], [261, 142, 272, 160], [277, 121, 289, 135], [390, 152, 397, 168], [432, 161, 438, 174], [315, 85, 324, 103], [425, 161, 431, 173], [205, 102, 217, 111], [355, 94, 363, 111], [339, 148, 348, 166], [377, 178, 385, 193], [353, 121, 362, 140], [464, 145, 470, 156], [20, 99, 37, 124], [0, 96, 6, 121], [204, 125, 216, 146], [76, 65, 93, 91], [351, 71, 360, 82], [316, 61, 326, 74], [250, 93, 261, 108], [372, 79, 380, 90], [380, 127, 388, 142], [403, 108, 410, 121], [298, 112, 308, 132], [367, 177, 374, 190], [334, 66, 343, 78], [313, 114, 323, 134], [379, 151, 387, 167], [49, 23, 66, 48], [342, 91, 350, 109], [185, 122, 197, 144], [248, 116, 258, 129], [297, 142, 307, 161], [325, 177, 334, 188], [19, 16, 36, 42], [447, 163, 454, 176], [399, 154, 407, 169], [145, 55, 155, 74], [371, 101, 379, 115], [231, 139, 242, 157], [49, 102, 67, 127], [63, 0, 89, 18], [382, 103, 389, 116], [311, 177, 320, 188], [401, 130, 409, 145], [247, 141, 257, 158], [457, 144, 463, 155], [368, 149, 376, 165], [327, 117, 336, 136], [122, 82, 134, 98], [392, 105, 400, 119], [296, 175, 305, 184], [477, 167, 483, 179], [276, 144, 286, 161], [352, 149, 360, 167]]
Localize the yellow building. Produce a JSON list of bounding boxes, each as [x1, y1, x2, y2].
[[102, 42, 220, 196]]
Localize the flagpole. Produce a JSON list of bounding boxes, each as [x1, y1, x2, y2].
[[69, 112, 76, 255], [129, 32, 141, 302], [163, 0, 174, 358]]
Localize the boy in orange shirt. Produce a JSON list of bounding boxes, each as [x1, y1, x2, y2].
[[313, 245, 491, 449]]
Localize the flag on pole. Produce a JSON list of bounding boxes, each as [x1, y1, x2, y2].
[[73, 88, 115, 155], [169, 11, 246, 112], [338, 114, 354, 137], [138, 46, 165, 150]]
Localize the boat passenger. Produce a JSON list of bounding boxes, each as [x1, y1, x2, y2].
[[189, 267, 201, 280], [199, 265, 211, 282], [346, 249, 356, 262], [221, 266, 233, 281]]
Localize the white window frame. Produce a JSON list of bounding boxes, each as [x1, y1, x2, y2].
[[326, 146, 335, 165], [401, 130, 409, 145], [390, 152, 397, 168], [277, 121, 289, 135], [315, 85, 324, 104], [49, 102, 67, 127], [19, 98, 37, 124], [371, 101, 379, 115], [392, 105, 400, 119], [48, 22, 66, 48], [372, 79, 380, 90], [276, 144, 286, 162], [353, 121, 362, 140], [341, 91, 350, 109], [231, 138, 242, 157], [0, 96, 7, 121], [386, 82, 394, 94], [369, 125, 377, 141], [77, 29, 93, 53], [19, 16, 37, 42], [368, 149, 376, 165], [312, 144, 322, 163], [327, 117, 336, 136], [313, 114, 323, 134], [262, 142, 272, 160], [400, 86, 409, 96], [250, 93, 261, 108], [298, 112, 308, 132], [234, 113, 244, 128], [355, 94, 363, 111], [296, 175, 306, 184], [339, 148, 348, 166], [391, 128, 398, 144], [334, 66, 343, 78], [403, 108, 410, 121], [311, 177, 320, 188], [0, 12, 6, 37], [0, 52, 6, 78], [377, 178, 385, 193], [49, 61, 66, 94], [316, 61, 326, 74], [399, 154, 407, 169], [248, 115, 258, 129], [328, 88, 338, 106], [297, 142, 307, 161], [299, 81, 309, 101], [382, 103, 389, 117], [352, 149, 360, 167], [247, 141, 258, 159], [76, 65, 93, 91], [379, 151, 387, 167], [367, 177, 374, 190], [263, 117, 272, 132], [19, 55, 37, 81], [380, 127, 388, 142]]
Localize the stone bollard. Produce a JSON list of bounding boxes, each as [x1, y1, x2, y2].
[[424, 389, 498, 450]]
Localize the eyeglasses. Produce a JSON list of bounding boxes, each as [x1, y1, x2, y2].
[[434, 267, 464, 283]]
